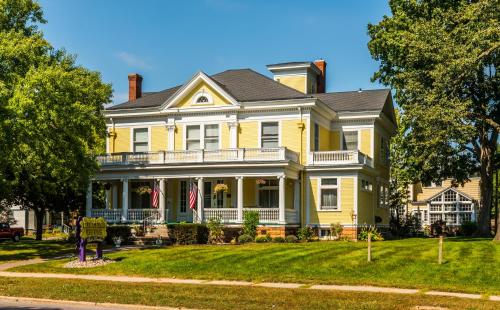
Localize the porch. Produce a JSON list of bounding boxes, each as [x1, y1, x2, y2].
[[86, 175, 300, 225]]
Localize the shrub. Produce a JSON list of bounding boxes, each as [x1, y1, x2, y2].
[[297, 226, 315, 242], [330, 223, 343, 240], [272, 236, 285, 243], [390, 213, 422, 237], [285, 235, 298, 243], [105, 225, 132, 244], [358, 226, 384, 241], [207, 218, 225, 244], [430, 220, 446, 236], [255, 234, 272, 243], [460, 221, 477, 237], [238, 234, 253, 244], [167, 223, 209, 245], [243, 211, 259, 238]]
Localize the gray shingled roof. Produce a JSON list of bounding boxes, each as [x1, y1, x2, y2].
[[315, 89, 391, 112], [106, 69, 391, 114]]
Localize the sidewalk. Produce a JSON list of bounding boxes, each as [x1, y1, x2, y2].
[[0, 269, 497, 302]]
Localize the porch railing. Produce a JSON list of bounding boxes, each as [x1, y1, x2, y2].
[[128, 209, 161, 222], [97, 147, 299, 166], [244, 208, 279, 223], [90, 209, 122, 223], [204, 208, 238, 223], [309, 151, 372, 166]]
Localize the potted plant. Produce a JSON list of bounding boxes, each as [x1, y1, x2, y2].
[[112, 236, 123, 248], [256, 179, 266, 185], [134, 186, 151, 195]]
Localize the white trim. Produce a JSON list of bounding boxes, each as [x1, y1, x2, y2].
[[258, 120, 281, 148], [162, 71, 238, 109], [306, 176, 310, 225], [316, 177, 341, 212]]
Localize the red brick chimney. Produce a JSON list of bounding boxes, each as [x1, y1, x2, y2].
[[313, 60, 327, 93], [128, 73, 143, 101]]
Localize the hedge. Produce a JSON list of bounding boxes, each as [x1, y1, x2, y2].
[[167, 223, 209, 245], [105, 225, 132, 244]]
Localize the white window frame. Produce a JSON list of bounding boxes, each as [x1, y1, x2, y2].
[[341, 129, 359, 151], [258, 121, 281, 148], [183, 123, 221, 150], [256, 179, 279, 208], [131, 127, 150, 153], [317, 177, 341, 211], [361, 178, 373, 192], [191, 91, 214, 105]]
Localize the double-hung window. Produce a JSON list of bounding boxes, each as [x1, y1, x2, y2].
[[261, 122, 279, 148], [133, 128, 148, 152], [319, 178, 339, 210], [186, 125, 201, 150], [204, 124, 219, 150], [342, 131, 358, 151], [258, 179, 279, 208]]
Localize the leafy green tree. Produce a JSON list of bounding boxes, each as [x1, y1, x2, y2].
[[368, 0, 499, 237], [0, 0, 112, 239]]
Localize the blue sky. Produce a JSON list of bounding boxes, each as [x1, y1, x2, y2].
[[38, 0, 391, 104]]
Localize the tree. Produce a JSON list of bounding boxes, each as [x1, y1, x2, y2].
[[0, 0, 112, 239], [368, 0, 499, 237]]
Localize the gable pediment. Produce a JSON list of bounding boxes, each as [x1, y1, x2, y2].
[[162, 71, 238, 110]]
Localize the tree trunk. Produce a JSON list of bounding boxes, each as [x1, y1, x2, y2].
[[495, 207, 500, 241], [34, 207, 45, 241], [476, 141, 494, 237]]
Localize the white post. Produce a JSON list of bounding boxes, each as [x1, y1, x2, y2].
[[197, 177, 204, 223], [279, 175, 286, 224], [167, 124, 175, 151], [237, 177, 244, 223], [86, 182, 92, 217], [122, 179, 129, 222], [293, 179, 300, 222], [228, 121, 238, 149], [159, 178, 166, 222], [105, 186, 112, 209], [112, 184, 118, 209]]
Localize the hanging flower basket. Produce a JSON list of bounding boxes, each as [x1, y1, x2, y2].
[[134, 186, 152, 195], [256, 179, 266, 185], [213, 183, 229, 194]]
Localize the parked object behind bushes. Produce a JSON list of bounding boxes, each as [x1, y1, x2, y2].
[[0, 223, 24, 242]]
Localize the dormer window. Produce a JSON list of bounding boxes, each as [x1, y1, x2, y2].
[[192, 91, 213, 105], [196, 96, 209, 103]]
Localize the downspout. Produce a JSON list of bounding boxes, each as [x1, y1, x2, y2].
[[298, 107, 305, 228]]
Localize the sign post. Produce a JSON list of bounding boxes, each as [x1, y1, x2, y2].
[[76, 217, 107, 262]]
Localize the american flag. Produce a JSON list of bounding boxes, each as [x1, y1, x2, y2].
[[151, 181, 159, 208], [189, 182, 197, 210]]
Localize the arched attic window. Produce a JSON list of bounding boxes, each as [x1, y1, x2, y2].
[[192, 91, 213, 105], [197, 96, 209, 103]]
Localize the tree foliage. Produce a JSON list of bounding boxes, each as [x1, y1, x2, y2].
[[0, 0, 112, 239], [368, 0, 499, 237]]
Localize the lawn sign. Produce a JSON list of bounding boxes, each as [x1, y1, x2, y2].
[[76, 216, 107, 262]]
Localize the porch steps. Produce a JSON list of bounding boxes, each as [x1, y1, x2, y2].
[[131, 236, 172, 246]]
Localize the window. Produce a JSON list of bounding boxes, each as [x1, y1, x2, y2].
[[131, 181, 151, 208], [216, 180, 224, 208], [204, 124, 219, 150], [380, 137, 390, 165], [196, 96, 209, 103], [430, 204, 442, 212], [261, 122, 279, 148], [186, 125, 201, 150], [320, 178, 338, 210], [444, 191, 456, 202], [133, 128, 148, 152], [379, 183, 389, 208], [180, 181, 187, 213], [258, 179, 279, 208], [361, 179, 373, 191], [203, 182, 212, 209], [314, 123, 319, 152], [342, 131, 358, 151], [428, 189, 475, 225], [445, 213, 457, 225]]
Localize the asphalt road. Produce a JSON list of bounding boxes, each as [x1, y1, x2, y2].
[[0, 298, 154, 310]]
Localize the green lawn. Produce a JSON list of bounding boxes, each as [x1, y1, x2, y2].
[[0, 277, 497, 310], [0, 239, 76, 262], [10, 238, 500, 295]]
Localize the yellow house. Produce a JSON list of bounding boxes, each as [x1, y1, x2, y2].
[[87, 60, 397, 238]]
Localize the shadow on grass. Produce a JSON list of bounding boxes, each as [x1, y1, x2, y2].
[[0, 239, 76, 262]]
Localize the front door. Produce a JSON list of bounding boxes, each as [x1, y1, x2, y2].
[[177, 180, 193, 222]]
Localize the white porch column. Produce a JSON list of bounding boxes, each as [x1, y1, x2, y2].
[[278, 175, 286, 224], [112, 184, 118, 209], [237, 176, 244, 223], [105, 185, 112, 210], [197, 177, 204, 223], [293, 179, 300, 222], [159, 178, 166, 222], [167, 124, 176, 151], [228, 121, 239, 149], [122, 178, 129, 222], [86, 182, 92, 217]]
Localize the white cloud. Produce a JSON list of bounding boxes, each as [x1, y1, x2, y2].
[[116, 51, 151, 70]]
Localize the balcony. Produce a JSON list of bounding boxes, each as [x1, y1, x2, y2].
[[308, 150, 372, 166], [98, 147, 299, 166]]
